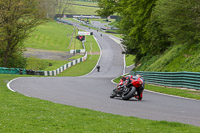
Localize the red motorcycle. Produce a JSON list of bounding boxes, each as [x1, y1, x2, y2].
[[110, 76, 142, 100]]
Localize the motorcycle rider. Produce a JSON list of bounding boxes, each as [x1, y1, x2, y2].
[[121, 74, 145, 100]]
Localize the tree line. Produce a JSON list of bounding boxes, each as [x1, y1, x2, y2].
[[97, 0, 200, 63], [0, 0, 73, 68]]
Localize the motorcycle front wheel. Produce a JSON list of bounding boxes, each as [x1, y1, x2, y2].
[[110, 89, 117, 98], [122, 87, 136, 100]]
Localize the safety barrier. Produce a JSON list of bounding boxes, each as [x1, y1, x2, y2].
[[44, 52, 87, 76], [0, 67, 26, 75], [56, 18, 73, 25], [0, 52, 87, 76], [130, 71, 200, 90]]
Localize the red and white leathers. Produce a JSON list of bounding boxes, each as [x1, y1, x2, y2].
[[125, 75, 144, 100]]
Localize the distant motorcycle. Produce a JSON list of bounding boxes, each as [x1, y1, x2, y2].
[[110, 77, 138, 100]]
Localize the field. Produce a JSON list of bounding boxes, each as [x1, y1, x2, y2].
[[58, 35, 100, 76], [73, 1, 98, 7], [24, 21, 84, 71], [135, 44, 200, 72], [67, 1, 99, 15], [24, 21, 82, 51]]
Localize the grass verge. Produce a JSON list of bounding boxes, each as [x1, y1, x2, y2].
[[24, 21, 74, 51], [67, 4, 98, 15], [0, 74, 199, 132], [26, 57, 69, 71], [58, 54, 99, 76], [58, 35, 100, 76], [125, 54, 135, 67], [145, 84, 200, 100], [135, 44, 200, 72]]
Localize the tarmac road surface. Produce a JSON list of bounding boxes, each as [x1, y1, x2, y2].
[[9, 20, 200, 127]]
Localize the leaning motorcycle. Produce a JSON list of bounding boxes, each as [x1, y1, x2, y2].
[[110, 78, 137, 100]]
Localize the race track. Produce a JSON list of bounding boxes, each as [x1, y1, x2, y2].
[[9, 21, 200, 127]]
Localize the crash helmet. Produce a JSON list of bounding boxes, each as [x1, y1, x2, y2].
[[136, 74, 141, 78], [122, 76, 126, 81]]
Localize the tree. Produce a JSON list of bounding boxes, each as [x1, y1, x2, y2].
[[154, 0, 200, 45], [39, 0, 73, 19], [56, 0, 72, 17], [39, 0, 57, 18], [0, 0, 47, 67], [117, 0, 158, 61], [96, 0, 119, 18]]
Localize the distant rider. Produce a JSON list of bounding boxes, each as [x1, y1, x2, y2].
[[97, 65, 100, 72]]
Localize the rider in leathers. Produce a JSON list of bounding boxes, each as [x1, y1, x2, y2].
[[122, 75, 145, 100]]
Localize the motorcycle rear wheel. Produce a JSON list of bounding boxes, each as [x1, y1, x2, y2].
[[122, 87, 136, 100]]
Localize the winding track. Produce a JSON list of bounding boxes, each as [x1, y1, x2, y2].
[[9, 21, 200, 127]]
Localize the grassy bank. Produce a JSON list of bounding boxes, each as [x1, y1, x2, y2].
[[24, 21, 84, 71], [25, 21, 75, 51], [26, 57, 70, 71], [58, 35, 100, 76], [125, 54, 135, 67], [67, 2, 99, 15], [1, 74, 200, 132], [134, 44, 200, 72]]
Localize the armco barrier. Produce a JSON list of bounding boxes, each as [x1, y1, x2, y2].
[[43, 52, 87, 76], [0, 52, 87, 76], [0, 67, 26, 75], [130, 71, 200, 90]]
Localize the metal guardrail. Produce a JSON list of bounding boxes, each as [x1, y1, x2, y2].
[[130, 71, 200, 90], [0, 52, 88, 76], [0, 67, 26, 75]]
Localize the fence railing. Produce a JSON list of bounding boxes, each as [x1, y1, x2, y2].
[[0, 52, 88, 76], [43, 52, 87, 76], [0, 67, 26, 75], [130, 71, 200, 90]]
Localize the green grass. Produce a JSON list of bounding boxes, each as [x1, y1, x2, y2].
[[58, 35, 100, 76], [58, 54, 99, 76], [135, 44, 200, 72], [125, 54, 135, 67], [24, 21, 74, 51], [73, 1, 98, 7], [64, 18, 79, 23], [106, 32, 122, 38], [80, 23, 99, 31], [108, 20, 119, 27], [67, 4, 98, 15], [113, 76, 200, 100], [70, 28, 83, 50], [0, 74, 200, 132], [87, 18, 116, 24], [85, 35, 100, 52], [26, 57, 70, 71], [145, 84, 200, 100], [24, 21, 84, 71]]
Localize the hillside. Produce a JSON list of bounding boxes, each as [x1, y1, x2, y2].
[[67, 1, 99, 15], [133, 44, 200, 72]]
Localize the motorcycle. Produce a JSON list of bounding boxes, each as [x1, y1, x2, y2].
[[110, 77, 138, 100]]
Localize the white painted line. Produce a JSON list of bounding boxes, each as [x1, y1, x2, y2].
[[123, 54, 126, 75], [81, 35, 102, 77], [126, 64, 135, 68], [110, 75, 200, 101], [7, 77, 23, 92], [145, 89, 200, 101]]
